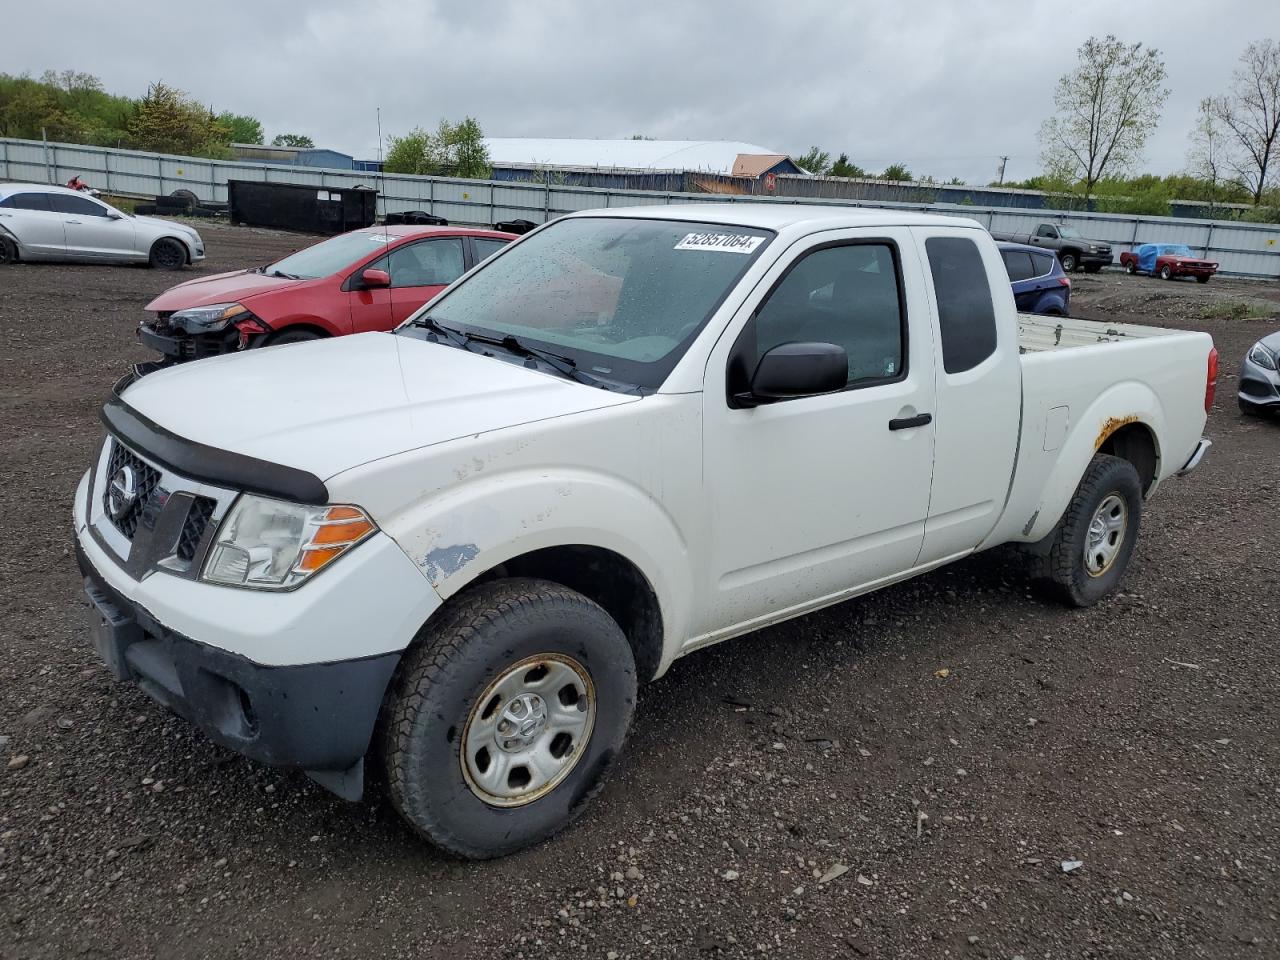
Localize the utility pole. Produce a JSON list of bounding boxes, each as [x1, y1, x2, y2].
[[997, 156, 1008, 186]]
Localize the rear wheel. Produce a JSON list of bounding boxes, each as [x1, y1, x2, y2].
[[1031, 454, 1143, 608], [1159, 264, 1173, 281], [149, 237, 187, 270], [1059, 251, 1078, 272], [382, 579, 636, 858]]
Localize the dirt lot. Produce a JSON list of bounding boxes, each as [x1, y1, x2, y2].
[[1, 222, 1278, 960]]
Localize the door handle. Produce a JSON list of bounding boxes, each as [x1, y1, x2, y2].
[[65, 219, 82, 225], [889, 413, 932, 431]]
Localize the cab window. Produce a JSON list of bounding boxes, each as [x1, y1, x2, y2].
[[737, 242, 906, 391]]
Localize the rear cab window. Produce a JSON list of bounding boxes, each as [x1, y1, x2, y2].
[[925, 236, 998, 374]]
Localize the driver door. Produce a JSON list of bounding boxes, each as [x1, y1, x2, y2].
[[349, 238, 467, 333], [49, 193, 136, 260], [698, 230, 937, 639]]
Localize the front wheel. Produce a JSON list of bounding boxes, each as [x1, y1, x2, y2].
[[1033, 454, 1143, 608], [1159, 264, 1173, 281], [149, 237, 187, 270], [1059, 252, 1078, 272], [382, 579, 637, 859]]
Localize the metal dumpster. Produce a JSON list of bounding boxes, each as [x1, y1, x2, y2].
[[227, 181, 378, 234]]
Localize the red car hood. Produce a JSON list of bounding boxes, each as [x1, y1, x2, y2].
[[145, 270, 316, 312]]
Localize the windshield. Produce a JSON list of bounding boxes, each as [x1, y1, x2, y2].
[[264, 230, 393, 279], [1056, 226, 1082, 239], [1160, 245, 1194, 257], [404, 217, 773, 389]]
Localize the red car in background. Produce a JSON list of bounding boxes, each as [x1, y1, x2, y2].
[[1119, 243, 1219, 283], [137, 225, 515, 368]]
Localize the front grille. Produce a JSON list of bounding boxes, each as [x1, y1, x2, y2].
[[177, 496, 217, 562], [103, 442, 161, 539]]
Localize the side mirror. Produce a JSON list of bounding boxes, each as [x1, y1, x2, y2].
[[361, 268, 391, 289], [107, 211, 125, 220], [737, 342, 848, 407]]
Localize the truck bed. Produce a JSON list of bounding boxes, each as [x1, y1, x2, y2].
[[1017, 313, 1182, 353]]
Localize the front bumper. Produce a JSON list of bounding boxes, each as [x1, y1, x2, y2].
[[73, 440, 443, 797], [137, 322, 245, 364], [1239, 353, 1280, 408], [78, 537, 398, 797], [1080, 252, 1112, 268]]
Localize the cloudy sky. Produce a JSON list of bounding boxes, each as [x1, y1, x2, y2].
[[8, 0, 1273, 183]]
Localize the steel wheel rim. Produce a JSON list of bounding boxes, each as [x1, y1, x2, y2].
[[460, 653, 596, 807], [1084, 493, 1127, 577]]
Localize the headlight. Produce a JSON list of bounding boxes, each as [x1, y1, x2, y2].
[[1249, 342, 1278, 371], [202, 495, 376, 591], [170, 302, 248, 334]]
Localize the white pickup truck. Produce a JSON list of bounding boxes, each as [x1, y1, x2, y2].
[[75, 205, 1217, 858]]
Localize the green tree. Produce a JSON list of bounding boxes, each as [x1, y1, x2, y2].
[[384, 117, 491, 178], [272, 132, 315, 148], [1039, 35, 1169, 193], [127, 82, 231, 157], [384, 126, 434, 175], [219, 112, 264, 144], [829, 153, 865, 178], [880, 163, 913, 181], [796, 146, 831, 175]]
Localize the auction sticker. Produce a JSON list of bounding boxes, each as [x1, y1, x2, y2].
[[674, 232, 765, 254]]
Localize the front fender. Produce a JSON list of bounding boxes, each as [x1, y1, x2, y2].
[[381, 467, 693, 666], [1022, 380, 1164, 543]]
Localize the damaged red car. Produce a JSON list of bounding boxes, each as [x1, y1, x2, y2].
[[137, 225, 515, 368]]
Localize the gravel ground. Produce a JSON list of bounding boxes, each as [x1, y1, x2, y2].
[[1, 222, 1279, 960]]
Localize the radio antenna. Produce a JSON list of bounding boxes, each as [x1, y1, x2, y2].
[[376, 106, 394, 328]]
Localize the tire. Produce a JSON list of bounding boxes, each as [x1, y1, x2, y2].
[[170, 189, 199, 212], [1159, 264, 1173, 281], [1125, 260, 1137, 275], [1196, 275, 1210, 284], [1059, 251, 1078, 272], [0, 235, 16, 265], [266, 329, 324, 347], [382, 578, 637, 859], [149, 237, 187, 270], [1033, 454, 1143, 608]]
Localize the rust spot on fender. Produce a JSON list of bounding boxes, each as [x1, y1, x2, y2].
[[1095, 415, 1139, 450]]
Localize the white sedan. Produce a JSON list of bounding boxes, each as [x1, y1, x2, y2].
[[0, 183, 205, 270]]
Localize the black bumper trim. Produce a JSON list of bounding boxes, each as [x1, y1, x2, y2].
[[77, 538, 400, 791], [100, 394, 329, 505]]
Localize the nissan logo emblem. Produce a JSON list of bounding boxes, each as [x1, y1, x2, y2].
[[107, 464, 139, 520]]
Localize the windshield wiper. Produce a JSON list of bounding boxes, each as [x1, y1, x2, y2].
[[268, 269, 301, 279], [493, 335, 615, 390], [407, 315, 472, 350]]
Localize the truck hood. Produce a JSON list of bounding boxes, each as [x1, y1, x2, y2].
[[145, 270, 311, 312], [117, 333, 640, 480]]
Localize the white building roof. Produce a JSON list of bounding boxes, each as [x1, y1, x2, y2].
[[482, 138, 788, 174]]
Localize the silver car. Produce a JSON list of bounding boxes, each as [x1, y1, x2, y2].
[[1239, 331, 1280, 416], [0, 183, 204, 270]]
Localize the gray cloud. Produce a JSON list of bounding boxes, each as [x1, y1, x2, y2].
[[8, 0, 1272, 184]]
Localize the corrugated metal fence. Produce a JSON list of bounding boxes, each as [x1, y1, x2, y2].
[[3, 137, 1277, 278]]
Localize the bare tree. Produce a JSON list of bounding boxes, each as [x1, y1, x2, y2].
[[1187, 98, 1230, 214], [1039, 35, 1169, 194], [1211, 39, 1280, 204]]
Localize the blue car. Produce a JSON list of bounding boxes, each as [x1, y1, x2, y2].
[[998, 241, 1071, 316]]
